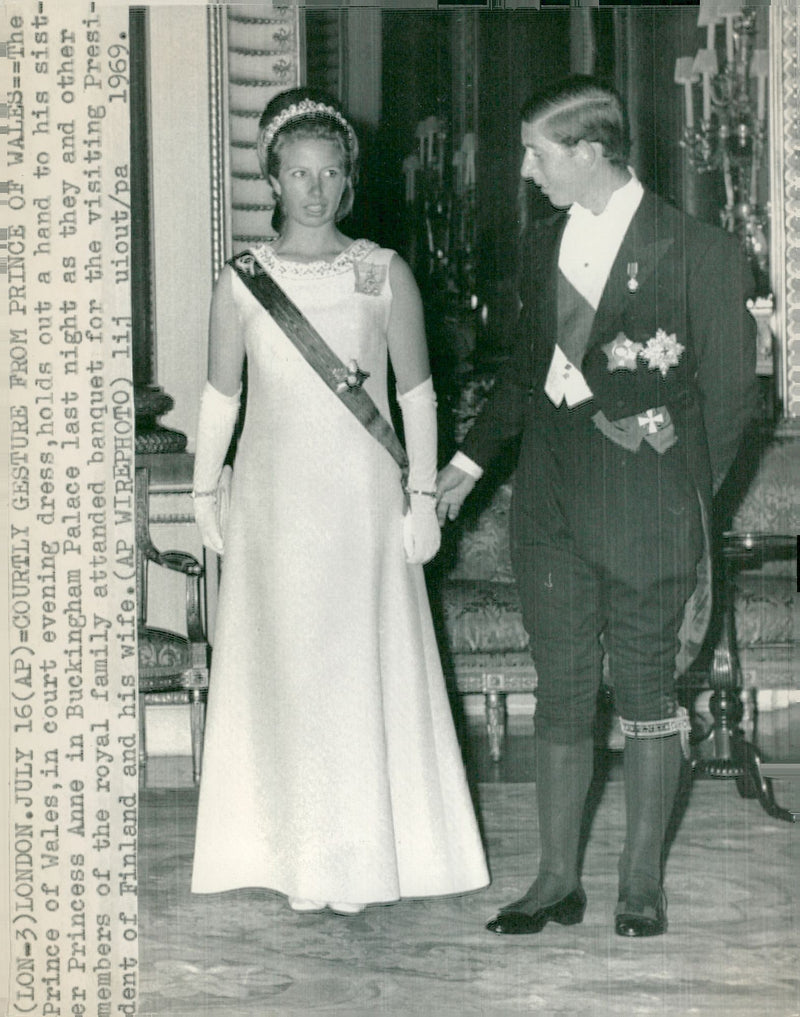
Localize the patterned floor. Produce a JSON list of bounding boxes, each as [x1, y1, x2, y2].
[[139, 774, 799, 1017]]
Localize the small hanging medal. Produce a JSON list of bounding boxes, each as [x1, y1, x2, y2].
[[627, 262, 639, 293]]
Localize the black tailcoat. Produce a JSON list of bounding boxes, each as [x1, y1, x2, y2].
[[461, 189, 758, 672]]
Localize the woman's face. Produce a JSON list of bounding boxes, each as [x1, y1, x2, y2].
[[269, 136, 348, 229], [520, 119, 583, 209]]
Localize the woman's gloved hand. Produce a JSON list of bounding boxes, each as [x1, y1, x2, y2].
[[193, 493, 224, 556], [403, 490, 440, 564], [398, 376, 441, 565], [192, 382, 240, 556]]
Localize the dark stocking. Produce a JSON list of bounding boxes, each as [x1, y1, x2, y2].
[[617, 732, 682, 916], [502, 732, 594, 914]]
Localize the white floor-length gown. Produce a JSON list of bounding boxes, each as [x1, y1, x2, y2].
[[191, 240, 489, 904]]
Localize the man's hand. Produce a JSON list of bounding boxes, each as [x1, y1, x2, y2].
[[436, 463, 477, 525]]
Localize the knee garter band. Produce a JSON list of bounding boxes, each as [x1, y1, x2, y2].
[[619, 706, 691, 759]]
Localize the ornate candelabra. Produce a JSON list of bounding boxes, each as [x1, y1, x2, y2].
[[402, 116, 480, 366], [403, 118, 478, 311], [675, 3, 770, 292]]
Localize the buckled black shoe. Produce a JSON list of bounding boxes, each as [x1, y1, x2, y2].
[[614, 894, 667, 938], [486, 887, 587, 935]]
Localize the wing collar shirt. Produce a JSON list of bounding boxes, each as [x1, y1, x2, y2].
[[559, 171, 644, 310], [452, 171, 644, 479]]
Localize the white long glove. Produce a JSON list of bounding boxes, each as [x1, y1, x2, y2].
[[192, 381, 241, 555], [398, 376, 441, 565]]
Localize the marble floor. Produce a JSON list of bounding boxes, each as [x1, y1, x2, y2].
[[139, 715, 800, 1017]]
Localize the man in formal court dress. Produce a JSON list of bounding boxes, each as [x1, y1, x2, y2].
[[437, 75, 757, 938]]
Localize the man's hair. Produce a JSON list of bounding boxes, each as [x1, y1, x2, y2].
[[521, 75, 630, 169]]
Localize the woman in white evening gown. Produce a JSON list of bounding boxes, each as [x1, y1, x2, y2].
[[190, 88, 489, 914]]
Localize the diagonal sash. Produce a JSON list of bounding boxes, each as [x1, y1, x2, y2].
[[229, 250, 409, 488]]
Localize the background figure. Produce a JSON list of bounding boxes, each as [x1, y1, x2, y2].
[[191, 87, 488, 914], [437, 75, 757, 937]]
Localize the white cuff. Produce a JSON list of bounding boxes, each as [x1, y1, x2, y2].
[[451, 450, 483, 480]]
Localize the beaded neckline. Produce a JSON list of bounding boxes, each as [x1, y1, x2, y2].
[[253, 238, 377, 277]]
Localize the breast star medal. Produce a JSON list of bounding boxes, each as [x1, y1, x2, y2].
[[601, 332, 644, 372]]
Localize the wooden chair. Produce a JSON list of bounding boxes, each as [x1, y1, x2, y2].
[[432, 375, 538, 761], [136, 466, 209, 782], [435, 481, 538, 762]]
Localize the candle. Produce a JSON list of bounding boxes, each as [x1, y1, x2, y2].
[[722, 152, 735, 210], [684, 84, 694, 128], [403, 154, 419, 203], [751, 50, 769, 125], [416, 117, 438, 168], [692, 49, 718, 122], [452, 149, 463, 196], [697, 0, 719, 47], [462, 133, 476, 188], [436, 129, 444, 182], [718, 4, 742, 64], [674, 57, 698, 129]]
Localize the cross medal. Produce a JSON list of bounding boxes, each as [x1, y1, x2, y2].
[[638, 409, 664, 434]]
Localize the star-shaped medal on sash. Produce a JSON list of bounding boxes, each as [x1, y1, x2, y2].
[[602, 332, 644, 372], [640, 329, 685, 378], [334, 359, 370, 393]]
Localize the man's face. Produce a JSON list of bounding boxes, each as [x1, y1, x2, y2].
[[520, 120, 585, 209]]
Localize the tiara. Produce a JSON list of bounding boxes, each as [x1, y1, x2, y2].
[[262, 99, 354, 152]]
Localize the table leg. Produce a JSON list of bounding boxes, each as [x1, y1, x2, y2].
[[692, 549, 797, 823]]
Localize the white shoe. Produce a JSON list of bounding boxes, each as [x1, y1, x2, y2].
[[328, 902, 366, 915], [288, 897, 326, 912]]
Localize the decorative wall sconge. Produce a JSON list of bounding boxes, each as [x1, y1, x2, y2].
[[675, 3, 770, 293]]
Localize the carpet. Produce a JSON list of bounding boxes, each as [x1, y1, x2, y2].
[[139, 779, 799, 1017]]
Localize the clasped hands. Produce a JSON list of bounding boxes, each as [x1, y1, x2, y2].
[[435, 463, 477, 526], [403, 463, 475, 565], [198, 463, 477, 565]]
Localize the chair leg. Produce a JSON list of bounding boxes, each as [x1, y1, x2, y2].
[[486, 690, 507, 763], [189, 691, 206, 784]]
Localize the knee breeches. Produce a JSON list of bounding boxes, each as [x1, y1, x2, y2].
[[510, 408, 705, 743], [514, 533, 699, 743]]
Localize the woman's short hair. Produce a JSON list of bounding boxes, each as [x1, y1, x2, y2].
[[521, 75, 630, 169], [256, 87, 359, 231]]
